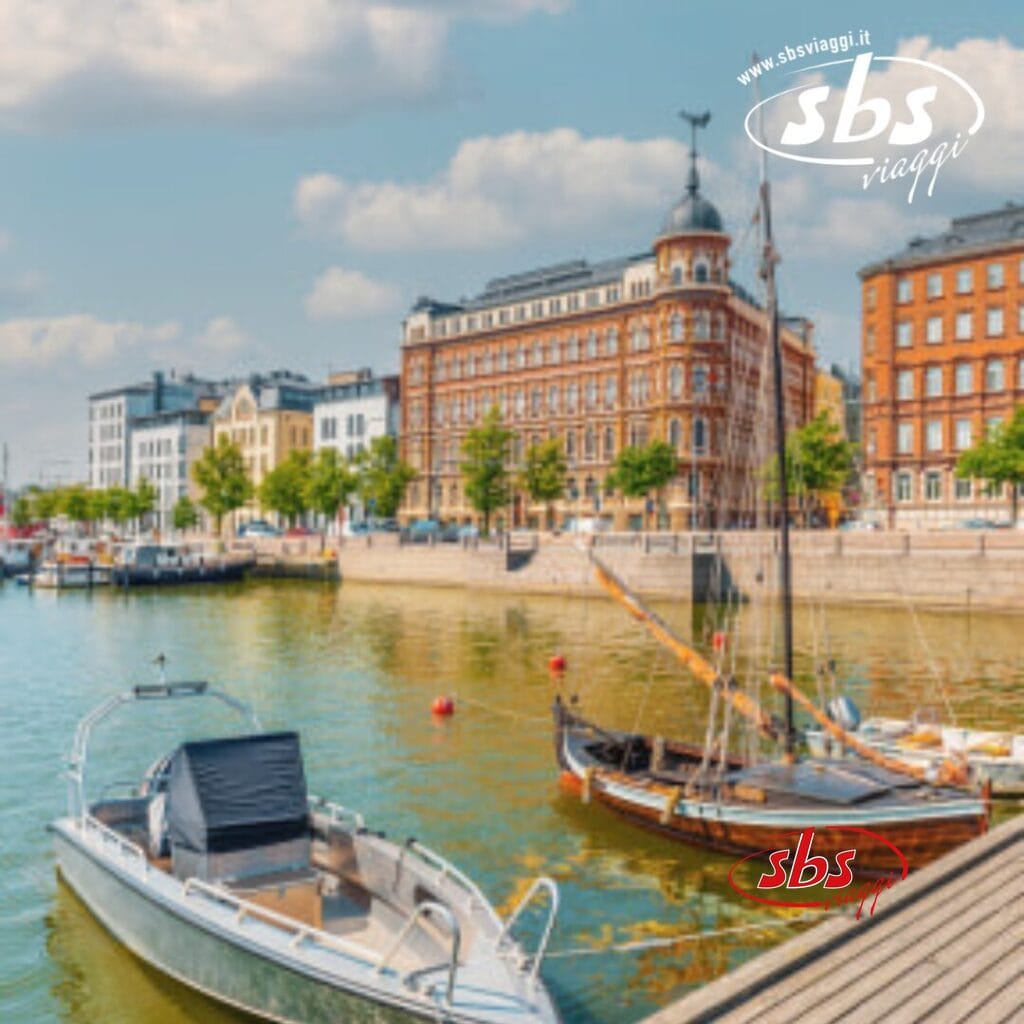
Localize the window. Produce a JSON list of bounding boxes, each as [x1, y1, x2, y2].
[[566, 382, 578, 412], [693, 311, 710, 340], [671, 266, 683, 286], [694, 261, 709, 283], [956, 267, 973, 294], [583, 426, 597, 459], [896, 321, 913, 348], [514, 389, 525, 418], [955, 311, 973, 340], [606, 286, 620, 303], [669, 364, 683, 399], [926, 273, 943, 298], [987, 416, 1003, 438], [986, 358, 1004, 391], [925, 366, 943, 397], [926, 420, 943, 452], [897, 370, 914, 400], [895, 472, 912, 502], [548, 338, 560, 365], [531, 341, 543, 367], [585, 378, 598, 409], [605, 328, 618, 356], [896, 278, 912, 303], [924, 471, 942, 501], [955, 477, 972, 500], [987, 262, 1005, 289], [604, 377, 617, 407], [986, 307, 1004, 336], [955, 362, 972, 394], [865, 285, 877, 311], [669, 418, 682, 448], [498, 348, 508, 373], [1019, 303, 1024, 333], [567, 335, 579, 361], [669, 313, 684, 343], [565, 431, 576, 460], [955, 418, 973, 450], [692, 365, 708, 395], [693, 416, 707, 453], [585, 331, 598, 360], [926, 316, 943, 343], [866, 428, 877, 456], [897, 422, 914, 454], [530, 388, 542, 417], [516, 344, 527, 368], [548, 385, 559, 413], [865, 326, 875, 353], [603, 426, 615, 459]]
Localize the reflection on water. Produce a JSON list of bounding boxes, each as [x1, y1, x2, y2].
[[1, 580, 1021, 1024]]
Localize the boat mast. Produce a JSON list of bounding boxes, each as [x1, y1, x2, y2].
[[753, 58, 795, 757]]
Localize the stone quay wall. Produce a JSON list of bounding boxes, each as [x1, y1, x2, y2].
[[335, 530, 1024, 611]]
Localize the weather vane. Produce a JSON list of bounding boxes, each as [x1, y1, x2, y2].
[[678, 109, 711, 194]]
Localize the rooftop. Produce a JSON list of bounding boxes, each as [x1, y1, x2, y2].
[[859, 201, 1024, 276]]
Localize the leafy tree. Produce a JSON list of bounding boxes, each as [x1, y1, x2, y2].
[[172, 495, 200, 532], [608, 440, 679, 528], [192, 435, 253, 534], [60, 485, 92, 524], [30, 486, 61, 521], [519, 438, 567, 529], [305, 447, 357, 526], [461, 407, 514, 535], [259, 450, 312, 526], [763, 412, 856, 522], [105, 487, 136, 527], [87, 489, 114, 525], [132, 478, 157, 532], [11, 495, 33, 528], [354, 436, 416, 519], [956, 404, 1024, 524]]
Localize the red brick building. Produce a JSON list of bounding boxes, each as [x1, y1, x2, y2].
[[399, 142, 816, 530], [860, 203, 1024, 527]]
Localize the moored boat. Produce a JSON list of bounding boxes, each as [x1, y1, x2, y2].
[[33, 560, 111, 589], [111, 543, 248, 586], [50, 680, 561, 1024]]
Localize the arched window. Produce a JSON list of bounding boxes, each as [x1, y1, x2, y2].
[[694, 260, 709, 283], [694, 311, 710, 340], [671, 265, 683, 286], [669, 364, 684, 399], [584, 425, 596, 460], [669, 418, 683, 448], [669, 312, 684, 343], [693, 416, 707, 453]]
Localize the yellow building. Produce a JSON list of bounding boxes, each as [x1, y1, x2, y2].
[[212, 372, 319, 528], [814, 368, 846, 435]]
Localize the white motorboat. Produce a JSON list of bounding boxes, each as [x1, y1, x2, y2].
[[33, 560, 111, 589], [50, 681, 561, 1023]]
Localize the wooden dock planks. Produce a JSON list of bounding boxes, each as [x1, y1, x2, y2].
[[642, 814, 1024, 1024]]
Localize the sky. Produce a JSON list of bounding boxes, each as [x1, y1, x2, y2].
[[0, 0, 1021, 485]]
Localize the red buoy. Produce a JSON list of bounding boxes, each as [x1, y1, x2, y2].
[[548, 654, 567, 674], [712, 631, 728, 653], [431, 695, 455, 716]]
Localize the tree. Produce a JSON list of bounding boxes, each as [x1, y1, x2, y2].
[[105, 487, 135, 527], [763, 412, 856, 523], [608, 440, 679, 528], [305, 448, 357, 526], [259, 449, 312, 526], [956, 404, 1024, 524], [354, 436, 416, 519], [172, 495, 200, 532], [60, 485, 92, 525], [30, 486, 61, 522], [461, 407, 514, 534], [192, 435, 253, 534], [519, 438, 567, 529], [131, 478, 157, 533], [11, 495, 32, 528]]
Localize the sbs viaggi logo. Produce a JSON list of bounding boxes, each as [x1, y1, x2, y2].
[[743, 45, 985, 203]]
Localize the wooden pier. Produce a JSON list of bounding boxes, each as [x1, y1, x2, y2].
[[643, 814, 1024, 1024]]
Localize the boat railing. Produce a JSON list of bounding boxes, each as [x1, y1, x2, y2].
[[181, 877, 380, 968], [497, 876, 559, 983], [308, 794, 365, 831], [81, 813, 148, 872], [405, 839, 503, 930], [375, 899, 461, 1006]]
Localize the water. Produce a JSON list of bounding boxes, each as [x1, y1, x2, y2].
[[1, 579, 1021, 1023]]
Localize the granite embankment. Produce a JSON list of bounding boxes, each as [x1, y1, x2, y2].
[[336, 531, 1024, 610]]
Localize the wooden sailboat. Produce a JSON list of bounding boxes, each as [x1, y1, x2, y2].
[[553, 111, 990, 878]]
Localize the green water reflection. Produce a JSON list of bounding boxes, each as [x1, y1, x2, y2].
[[1, 580, 1021, 1023]]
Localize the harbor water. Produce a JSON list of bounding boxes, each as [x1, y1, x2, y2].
[[1, 579, 1021, 1024]]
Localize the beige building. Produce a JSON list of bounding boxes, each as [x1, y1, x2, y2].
[[212, 372, 320, 527]]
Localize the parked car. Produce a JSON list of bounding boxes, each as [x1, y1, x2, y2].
[[237, 519, 281, 538], [457, 523, 480, 541], [563, 516, 612, 534], [284, 526, 315, 537], [404, 519, 441, 543], [958, 518, 1010, 530]]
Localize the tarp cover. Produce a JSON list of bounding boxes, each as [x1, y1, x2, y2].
[[166, 732, 309, 853]]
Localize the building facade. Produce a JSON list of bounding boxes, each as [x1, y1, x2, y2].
[[399, 143, 816, 530], [860, 203, 1024, 528], [130, 410, 212, 534], [313, 370, 400, 461], [211, 372, 319, 528]]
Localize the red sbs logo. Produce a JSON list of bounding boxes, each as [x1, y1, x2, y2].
[[728, 827, 908, 919]]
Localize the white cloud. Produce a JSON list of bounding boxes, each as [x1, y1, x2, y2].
[[0, 0, 563, 128], [193, 315, 249, 353], [295, 129, 693, 250], [305, 267, 401, 320], [0, 314, 179, 366]]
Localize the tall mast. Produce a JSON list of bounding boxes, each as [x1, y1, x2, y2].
[[752, 57, 795, 756]]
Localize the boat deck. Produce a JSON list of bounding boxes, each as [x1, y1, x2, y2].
[[640, 813, 1024, 1024]]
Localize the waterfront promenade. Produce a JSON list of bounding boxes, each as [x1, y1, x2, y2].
[[641, 814, 1024, 1024], [332, 530, 1024, 611]]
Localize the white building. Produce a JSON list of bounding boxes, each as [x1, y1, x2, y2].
[[130, 410, 212, 534], [313, 371, 400, 522]]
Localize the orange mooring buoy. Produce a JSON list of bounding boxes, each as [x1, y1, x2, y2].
[[548, 654, 567, 674], [431, 695, 455, 716]]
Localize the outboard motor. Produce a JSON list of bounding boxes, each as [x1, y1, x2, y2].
[[826, 695, 861, 733]]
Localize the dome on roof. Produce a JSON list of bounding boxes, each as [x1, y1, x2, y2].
[[661, 191, 723, 235]]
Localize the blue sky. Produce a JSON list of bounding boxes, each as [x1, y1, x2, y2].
[[1, 0, 1021, 485]]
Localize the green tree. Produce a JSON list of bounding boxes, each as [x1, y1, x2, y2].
[[956, 404, 1024, 524], [172, 495, 200, 532], [30, 486, 61, 521], [461, 407, 514, 535], [763, 411, 856, 523], [354, 436, 416, 520], [259, 449, 312, 526], [60, 485, 92, 525], [132, 478, 157, 532], [11, 495, 33, 528], [192, 435, 253, 534], [519, 438, 567, 529], [305, 447, 357, 527], [105, 487, 135, 527], [608, 440, 679, 528]]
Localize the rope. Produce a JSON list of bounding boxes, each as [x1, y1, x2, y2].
[[453, 694, 550, 727]]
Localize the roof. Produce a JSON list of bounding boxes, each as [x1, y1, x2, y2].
[[859, 201, 1024, 277], [129, 408, 210, 431], [660, 192, 724, 235]]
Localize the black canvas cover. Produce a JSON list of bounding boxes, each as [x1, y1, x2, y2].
[[166, 732, 309, 853]]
